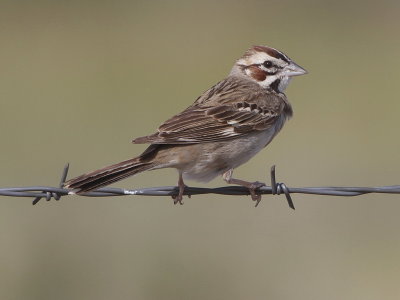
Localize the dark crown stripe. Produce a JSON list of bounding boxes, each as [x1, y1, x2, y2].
[[252, 45, 290, 63]]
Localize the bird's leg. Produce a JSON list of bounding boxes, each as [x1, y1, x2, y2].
[[172, 171, 186, 205], [222, 169, 265, 206]]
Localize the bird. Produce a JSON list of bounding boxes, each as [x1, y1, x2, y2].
[[64, 45, 307, 205]]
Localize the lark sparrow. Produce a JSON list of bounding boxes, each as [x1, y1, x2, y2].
[[64, 45, 307, 204]]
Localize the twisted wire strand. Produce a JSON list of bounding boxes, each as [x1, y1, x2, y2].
[[1, 164, 399, 209]]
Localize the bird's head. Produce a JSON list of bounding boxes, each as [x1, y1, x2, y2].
[[231, 45, 307, 92]]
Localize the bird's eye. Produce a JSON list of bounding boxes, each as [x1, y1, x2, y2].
[[263, 61, 273, 68]]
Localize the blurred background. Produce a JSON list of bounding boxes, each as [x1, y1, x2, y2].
[[1, 0, 400, 299]]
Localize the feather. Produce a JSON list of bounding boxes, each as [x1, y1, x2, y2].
[[132, 76, 292, 145]]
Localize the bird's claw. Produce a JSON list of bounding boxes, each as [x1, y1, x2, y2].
[[249, 181, 265, 207], [171, 194, 184, 205], [171, 184, 189, 205]]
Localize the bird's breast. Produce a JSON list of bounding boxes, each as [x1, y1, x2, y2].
[[181, 116, 287, 182]]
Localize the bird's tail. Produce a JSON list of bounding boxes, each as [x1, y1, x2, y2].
[[64, 157, 155, 194]]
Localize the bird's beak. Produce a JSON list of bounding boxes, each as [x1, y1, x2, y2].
[[285, 62, 308, 77]]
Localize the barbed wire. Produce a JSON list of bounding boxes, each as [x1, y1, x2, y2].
[[1, 164, 399, 209]]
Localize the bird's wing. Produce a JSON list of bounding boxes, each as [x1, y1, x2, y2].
[[133, 98, 290, 145]]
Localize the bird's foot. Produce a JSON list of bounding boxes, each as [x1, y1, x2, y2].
[[223, 169, 265, 207], [248, 181, 266, 207], [171, 194, 184, 205], [171, 173, 188, 205]]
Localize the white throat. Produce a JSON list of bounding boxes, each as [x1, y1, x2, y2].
[[278, 76, 292, 92]]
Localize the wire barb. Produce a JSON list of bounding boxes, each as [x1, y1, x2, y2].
[[32, 163, 70, 205], [270, 165, 295, 210]]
